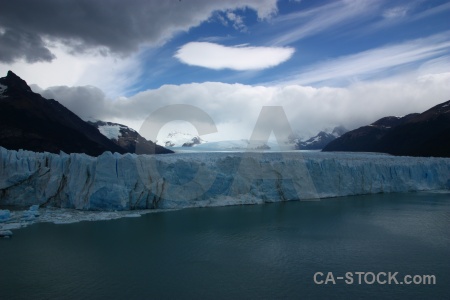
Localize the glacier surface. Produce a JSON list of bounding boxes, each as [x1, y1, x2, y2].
[[0, 146, 449, 211]]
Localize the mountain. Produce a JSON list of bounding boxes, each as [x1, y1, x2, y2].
[[88, 120, 173, 154], [0, 71, 172, 156], [297, 126, 348, 150], [323, 100, 450, 157], [0, 71, 127, 156], [156, 131, 205, 147], [191, 140, 270, 151], [157, 131, 296, 150], [323, 115, 419, 152]]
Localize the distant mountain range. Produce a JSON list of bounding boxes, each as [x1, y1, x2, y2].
[[2, 70, 448, 158], [158, 128, 348, 151], [323, 100, 450, 157], [0, 71, 172, 156], [296, 126, 347, 150], [156, 131, 205, 148], [184, 139, 283, 151]]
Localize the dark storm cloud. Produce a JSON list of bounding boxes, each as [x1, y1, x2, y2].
[[0, 0, 277, 63], [0, 29, 55, 63], [37, 85, 109, 120]]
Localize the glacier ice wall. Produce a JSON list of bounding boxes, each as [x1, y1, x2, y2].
[[0, 147, 449, 211]]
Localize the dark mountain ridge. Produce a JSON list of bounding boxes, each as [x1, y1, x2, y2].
[[323, 100, 450, 157], [0, 71, 172, 156]]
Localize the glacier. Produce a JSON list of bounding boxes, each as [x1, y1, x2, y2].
[[0, 146, 449, 211]]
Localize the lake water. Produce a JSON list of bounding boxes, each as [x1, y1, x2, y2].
[[1, 192, 449, 299]]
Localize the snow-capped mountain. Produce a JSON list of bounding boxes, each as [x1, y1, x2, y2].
[[158, 131, 300, 151], [192, 140, 271, 151], [297, 126, 348, 150], [88, 120, 173, 154], [156, 131, 206, 147], [173, 139, 299, 152]]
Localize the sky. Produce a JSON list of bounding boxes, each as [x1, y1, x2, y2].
[[0, 0, 449, 142]]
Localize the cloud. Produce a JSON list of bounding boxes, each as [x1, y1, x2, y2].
[[35, 70, 450, 142], [37, 85, 109, 121], [409, 1, 450, 21], [269, 0, 380, 46], [276, 31, 450, 86], [0, 29, 55, 63], [0, 42, 142, 97], [175, 42, 295, 70], [351, 1, 450, 37], [382, 6, 411, 19], [215, 10, 249, 32], [226, 11, 248, 32], [0, 0, 277, 63]]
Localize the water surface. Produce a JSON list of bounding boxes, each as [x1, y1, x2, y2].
[[1, 192, 449, 299]]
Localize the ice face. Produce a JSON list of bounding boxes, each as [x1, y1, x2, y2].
[[21, 205, 40, 221], [0, 210, 11, 222], [29, 205, 39, 211], [0, 147, 449, 211]]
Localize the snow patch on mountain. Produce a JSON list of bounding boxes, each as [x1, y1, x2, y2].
[[94, 121, 137, 141], [98, 124, 124, 140], [297, 126, 348, 150], [306, 135, 321, 144]]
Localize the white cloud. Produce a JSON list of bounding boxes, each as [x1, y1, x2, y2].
[[269, 0, 380, 45], [351, 1, 450, 37], [36, 70, 450, 142], [276, 31, 450, 86], [214, 10, 248, 32], [226, 11, 248, 32], [380, 0, 447, 21], [175, 42, 295, 70], [382, 6, 410, 19], [0, 45, 85, 89], [409, 1, 450, 21]]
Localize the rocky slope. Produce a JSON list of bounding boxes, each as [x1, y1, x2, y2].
[[0, 71, 126, 156], [88, 121, 173, 154], [323, 100, 450, 157], [0, 71, 172, 156]]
